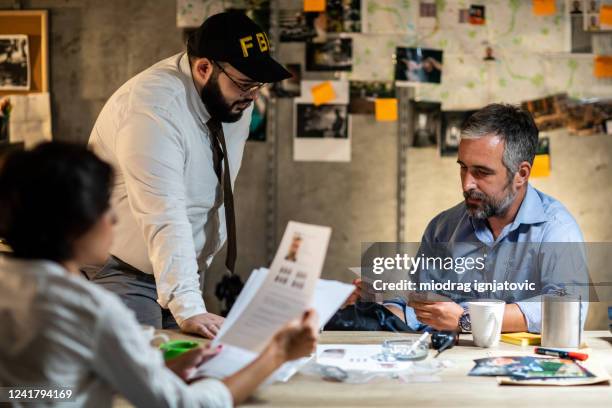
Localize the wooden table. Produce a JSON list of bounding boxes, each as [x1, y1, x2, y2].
[[118, 330, 612, 407]]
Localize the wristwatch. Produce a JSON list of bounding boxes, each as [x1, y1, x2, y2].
[[459, 309, 471, 333]]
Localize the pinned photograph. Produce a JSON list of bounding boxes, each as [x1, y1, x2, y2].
[[469, 5, 486, 25], [440, 110, 476, 156], [0, 35, 30, 91], [296, 103, 348, 139], [273, 64, 301, 97], [326, 0, 362, 33], [349, 81, 395, 114], [395, 47, 443, 84], [412, 102, 440, 148], [419, 1, 437, 17], [306, 38, 353, 71], [279, 10, 319, 42]]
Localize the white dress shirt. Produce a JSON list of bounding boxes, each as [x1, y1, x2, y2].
[[89, 53, 252, 323], [0, 256, 233, 407]]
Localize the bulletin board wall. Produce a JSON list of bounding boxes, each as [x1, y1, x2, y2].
[[0, 9, 49, 96]]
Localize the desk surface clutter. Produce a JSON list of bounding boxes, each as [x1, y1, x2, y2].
[[113, 330, 612, 408]]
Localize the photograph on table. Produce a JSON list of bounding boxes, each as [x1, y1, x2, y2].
[[439, 109, 476, 156], [296, 103, 348, 139], [411, 101, 440, 147], [348, 81, 395, 114], [306, 38, 353, 71], [326, 0, 362, 33], [469, 356, 595, 380], [0, 35, 30, 91], [272, 64, 301, 97], [395, 47, 443, 84]]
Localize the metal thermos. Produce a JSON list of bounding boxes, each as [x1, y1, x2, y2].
[[541, 293, 582, 348]]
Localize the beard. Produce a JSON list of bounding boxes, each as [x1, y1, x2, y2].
[[200, 75, 252, 123], [463, 180, 516, 219]]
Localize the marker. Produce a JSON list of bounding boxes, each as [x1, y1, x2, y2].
[[534, 347, 589, 361]]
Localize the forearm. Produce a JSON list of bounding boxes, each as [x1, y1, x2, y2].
[[502, 303, 528, 332], [222, 344, 284, 405]]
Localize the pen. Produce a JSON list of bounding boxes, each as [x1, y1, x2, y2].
[[533, 347, 589, 361]]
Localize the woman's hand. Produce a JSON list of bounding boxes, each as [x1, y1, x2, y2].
[[267, 309, 319, 363], [165, 344, 222, 381]]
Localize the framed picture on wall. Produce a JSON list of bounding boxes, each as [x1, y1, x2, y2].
[[0, 10, 48, 96], [0, 35, 29, 91]]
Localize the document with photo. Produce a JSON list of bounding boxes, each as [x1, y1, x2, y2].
[[214, 221, 331, 352]]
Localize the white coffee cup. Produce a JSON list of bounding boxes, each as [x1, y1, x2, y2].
[[468, 299, 505, 348]]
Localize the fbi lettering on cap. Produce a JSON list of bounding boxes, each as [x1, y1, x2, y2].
[[240, 32, 270, 57]]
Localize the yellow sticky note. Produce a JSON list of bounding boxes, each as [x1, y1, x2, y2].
[[304, 0, 326, 12], [533, 0, 556, 16], [600, 5, 612, 26], [594, 56, 612, 78], [311, 81, 336, 106], [531, 154, 550, 178], [374, 98, 398, 122]]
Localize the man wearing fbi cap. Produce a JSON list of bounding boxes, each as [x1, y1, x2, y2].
[[87, 11, 291, 338]]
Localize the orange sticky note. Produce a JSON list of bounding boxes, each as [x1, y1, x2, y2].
[[531, 154, 550, 178], [375, 98, 398, 122], [594, 56, 612, 78], [311, 81, 336, 106], [304, 0, 326, 12], [600, 5, 612, 26], [533, 0, 556, 16]]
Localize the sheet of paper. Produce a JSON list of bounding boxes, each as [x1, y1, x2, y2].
[[532, 0, 555, 16], [8, 93, 52, 148], [600, 5, 612, 27], [304, 0, 325, 12], [316, 344, 415, 372], [300, 80, 349, 104], [594, 56, 612, 78], [311, 81, 337, 106], [374, 98, 398, 121], [199, 273, 354, 382], [215, 221, 331, 353], [531, 154, 551, 177]]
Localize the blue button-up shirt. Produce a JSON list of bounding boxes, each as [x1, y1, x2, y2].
[[390, 185, 588, 333]]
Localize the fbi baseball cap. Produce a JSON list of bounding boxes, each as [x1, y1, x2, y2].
[[187, 11, 291, 83]]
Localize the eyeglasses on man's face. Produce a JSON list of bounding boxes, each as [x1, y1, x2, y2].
[[212, 60, 265, 95]]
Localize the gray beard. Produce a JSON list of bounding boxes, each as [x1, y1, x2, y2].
[[465, 184, 517, 219]]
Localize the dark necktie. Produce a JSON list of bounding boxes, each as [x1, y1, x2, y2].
[[207, 118, 236, 274]]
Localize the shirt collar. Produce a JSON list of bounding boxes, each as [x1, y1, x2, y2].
[[511, 184, 549, 227], [178, 52, 211, 126]]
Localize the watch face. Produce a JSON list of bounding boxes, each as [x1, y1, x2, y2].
[[460, 313, 471, 332]]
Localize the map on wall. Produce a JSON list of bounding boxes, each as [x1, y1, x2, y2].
[[178, 0, 612, 109]]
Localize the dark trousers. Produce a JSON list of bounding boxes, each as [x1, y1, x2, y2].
[[82, 256, 179, 329]]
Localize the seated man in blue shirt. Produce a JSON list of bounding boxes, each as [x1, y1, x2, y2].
[[379, 103, 588, 333]]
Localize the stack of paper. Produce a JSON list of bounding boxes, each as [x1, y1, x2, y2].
[[196, 221, 354, 383]]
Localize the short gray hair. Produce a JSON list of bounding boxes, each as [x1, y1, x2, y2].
[[460, 103, 539, 175]]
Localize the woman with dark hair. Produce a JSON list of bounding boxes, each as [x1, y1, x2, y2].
[[0, 142, 318, 407]]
